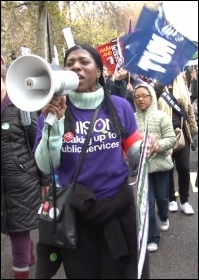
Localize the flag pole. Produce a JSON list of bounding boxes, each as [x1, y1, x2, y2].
[[47, 13, 52, 63], [128, 72, 130, 84]]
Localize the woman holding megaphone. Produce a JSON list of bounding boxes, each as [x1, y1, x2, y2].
[[33, 44, 159, 279]]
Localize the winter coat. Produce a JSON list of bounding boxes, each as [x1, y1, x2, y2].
[[157, 91, 198, 144], [1, 99, 51, 234], [134, 84, 176, 173], [170, 73, 198, 143]]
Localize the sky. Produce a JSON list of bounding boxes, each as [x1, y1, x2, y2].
[[162, 1, 198, 41]]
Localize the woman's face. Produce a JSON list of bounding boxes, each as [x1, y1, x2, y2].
[[1, 77, 6, 102], [134, 87, 152, 111], [64, 49, 101, 93]]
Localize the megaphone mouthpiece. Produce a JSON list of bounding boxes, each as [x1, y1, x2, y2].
[[25, 76, 50, 90]]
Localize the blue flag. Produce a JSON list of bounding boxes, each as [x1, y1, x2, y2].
[[119, 5, 198, 85]]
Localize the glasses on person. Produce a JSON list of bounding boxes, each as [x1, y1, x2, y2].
[[134, 94, 151, 100]]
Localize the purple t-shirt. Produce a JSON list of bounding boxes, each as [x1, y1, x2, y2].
[[34, 96, 138, 199]]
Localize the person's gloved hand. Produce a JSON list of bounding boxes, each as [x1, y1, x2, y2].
[[191, 134, 198, 151]]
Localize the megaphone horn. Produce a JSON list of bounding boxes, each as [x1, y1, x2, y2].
[[6, 54, 79, 125]]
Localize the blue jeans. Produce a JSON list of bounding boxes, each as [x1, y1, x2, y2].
[[148, 171, 169, 245]]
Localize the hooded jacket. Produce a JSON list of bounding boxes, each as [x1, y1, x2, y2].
[[134, 84, 176, 173], [1, 98, 51, 233]]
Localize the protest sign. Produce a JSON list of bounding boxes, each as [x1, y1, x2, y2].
[[129, 121, 149, 279], [96, 40, 118, 74], [63, 27, 75, 49], [21, 47, 31, 56], [52, 45, 59, 65]]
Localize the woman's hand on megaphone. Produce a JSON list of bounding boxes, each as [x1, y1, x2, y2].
[[42, 96, 67, 121]]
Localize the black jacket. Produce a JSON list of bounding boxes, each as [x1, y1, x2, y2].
[[1, 100, 51, 234], [35, 182, 150, 279], [190, 78, 198, 103]]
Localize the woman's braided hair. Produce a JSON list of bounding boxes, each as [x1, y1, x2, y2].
[[64, 44, 127, 138]]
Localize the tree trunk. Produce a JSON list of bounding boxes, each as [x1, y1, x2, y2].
[[36, 1, 47, 59]]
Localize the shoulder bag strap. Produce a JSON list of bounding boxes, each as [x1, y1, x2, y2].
[[180, 117, 184, 129], [47, 105, 101, 188], [72, 105, 101, 182], [160, 91, 188, 120], [47, 105, 101, 221]]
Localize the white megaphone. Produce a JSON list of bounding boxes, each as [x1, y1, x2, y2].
[[6, 54, 79, 126]]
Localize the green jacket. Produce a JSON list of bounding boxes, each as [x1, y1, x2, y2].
[[134, 84, 176, 173]]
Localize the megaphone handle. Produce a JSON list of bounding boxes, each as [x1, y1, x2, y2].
[[45, 112, 57, 126]]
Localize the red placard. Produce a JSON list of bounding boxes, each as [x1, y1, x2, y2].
[[96, 40, 118, 74]]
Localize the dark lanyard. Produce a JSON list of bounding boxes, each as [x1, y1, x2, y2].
[[160, 91, 188, 120]]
